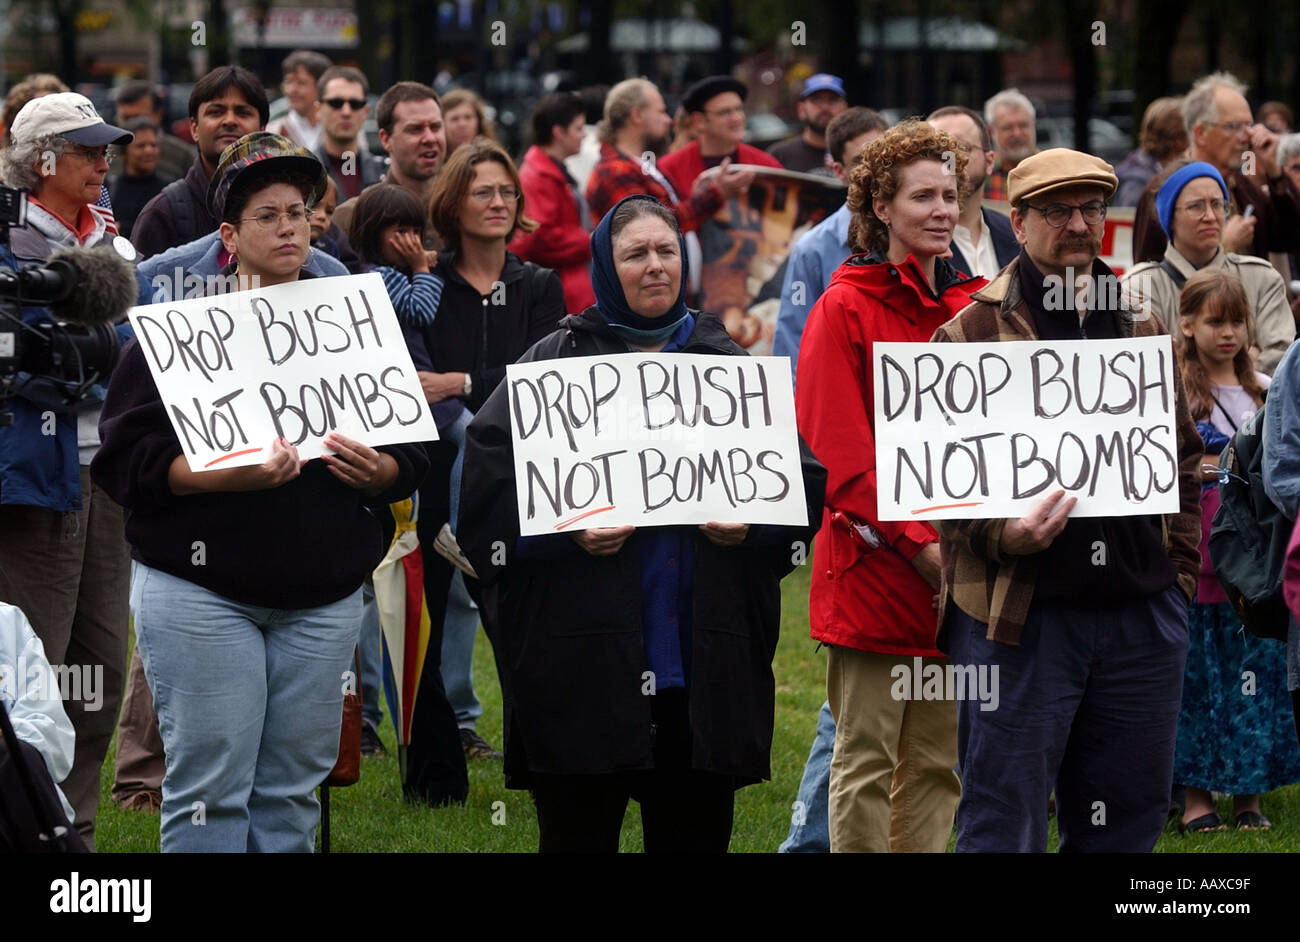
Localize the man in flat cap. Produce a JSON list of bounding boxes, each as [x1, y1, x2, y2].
[[657, 75, 781, 206], [930, 149, 1202, 852]]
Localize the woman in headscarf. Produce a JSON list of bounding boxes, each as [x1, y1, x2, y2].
[[458, 194, 826, 853]]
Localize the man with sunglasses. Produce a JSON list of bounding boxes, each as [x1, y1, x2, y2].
[[1132, 71, 1300, 264], [931, 148, 1203, 852], [313, 66, 386, 202]]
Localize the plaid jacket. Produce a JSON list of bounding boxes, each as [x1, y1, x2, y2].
[[585, 142, 723, 232], [931, 257, 1203, 646]]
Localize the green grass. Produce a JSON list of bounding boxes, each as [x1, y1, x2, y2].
[[94, 565, 1300, 852]]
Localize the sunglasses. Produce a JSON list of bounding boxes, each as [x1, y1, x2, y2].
[[323, 97, 366, 111]]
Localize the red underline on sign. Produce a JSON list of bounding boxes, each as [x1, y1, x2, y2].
[[911, 501, 984, 515], [205, 448, 263, 468], [554, 506, 616, 530]]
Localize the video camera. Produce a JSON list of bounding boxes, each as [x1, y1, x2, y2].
[[0, 184, 138, 426]]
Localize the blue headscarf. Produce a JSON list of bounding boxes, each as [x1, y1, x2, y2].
[[1156, 161, 1229, 238], [590, 194, 691, 345]]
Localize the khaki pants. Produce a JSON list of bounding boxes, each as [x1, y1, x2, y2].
[[826, 646, 960, 852], [0, 467, 130, 851], [111, 645, 165, 804]]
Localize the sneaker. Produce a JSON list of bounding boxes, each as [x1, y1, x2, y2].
[[460, 727, 502, 760], [118, 789, 163, 813], [434, 523, 478, 579], [360, 722, 386, 758]]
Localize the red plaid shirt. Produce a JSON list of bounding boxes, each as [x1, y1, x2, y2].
[[585, 142, 723, 232], [983, 161, 1010, 203]]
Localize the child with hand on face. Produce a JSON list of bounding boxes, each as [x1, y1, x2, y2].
[[348, 186, 475, 556], [1173, 267, 1300, 834]]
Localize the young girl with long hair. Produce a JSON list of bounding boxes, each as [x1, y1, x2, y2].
[[1174, 267, 1300, 833]]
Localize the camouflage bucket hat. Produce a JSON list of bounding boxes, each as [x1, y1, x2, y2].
[[207, 131, 329, 221]]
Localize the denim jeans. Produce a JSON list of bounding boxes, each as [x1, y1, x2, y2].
[[132, 564, 361, 852], [445, 408, 472, 533], [359, 580, 384, 731], [778, 700, 834, 853], [440, 570, 482, 729]]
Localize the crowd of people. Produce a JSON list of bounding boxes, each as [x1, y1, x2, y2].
[[2, 45, 1300, 855]]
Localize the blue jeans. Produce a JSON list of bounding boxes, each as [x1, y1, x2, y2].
[[440, 570, 482, 729], [778, 701, 834, 852], [445, 408, 472, 533], [132, 564, 361, 852], [359, 580, 384, 731]]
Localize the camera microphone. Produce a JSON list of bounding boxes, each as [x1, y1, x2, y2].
[[44, 244, 140, 325]]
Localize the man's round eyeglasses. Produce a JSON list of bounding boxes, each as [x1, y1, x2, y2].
[[1024, 201, 1107, 228]]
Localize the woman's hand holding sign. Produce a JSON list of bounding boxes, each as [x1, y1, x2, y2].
[[700, 521, 749, 547], [168, 437, 307, 495], [998, 488, 1077, 555], [322, 432, 399, 496], [571, 525, 635, 556]]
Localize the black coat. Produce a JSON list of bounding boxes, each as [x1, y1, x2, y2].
[[459, 306, 827, 788], [405, 250, 566, 412]]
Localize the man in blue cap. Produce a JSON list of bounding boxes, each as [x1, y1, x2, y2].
[[768, 74, 848, 176]]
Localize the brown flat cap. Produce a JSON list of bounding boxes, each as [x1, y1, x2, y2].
[[1007, 148, 1118, 205]]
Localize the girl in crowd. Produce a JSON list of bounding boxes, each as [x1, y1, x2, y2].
[[795, 120, 986, 852], [458, 195, 825, 852], [1174, 266, 1300, 833], [92, 133, 429, 851], [441, 88, 495, 155]]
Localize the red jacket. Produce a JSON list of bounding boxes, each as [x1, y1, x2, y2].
[[511, 146, 596, 313], [796, 254, 986, 656], [656, 140, 782, 212]]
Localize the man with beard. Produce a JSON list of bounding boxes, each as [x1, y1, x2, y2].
[[983, 89, 1039, 202], [1131, 71, 1300, 264], [932, 149, 1202, 852], [586, 77, 752, 233], [768, 74, 848, 176], [928, 106, 1019, 279]]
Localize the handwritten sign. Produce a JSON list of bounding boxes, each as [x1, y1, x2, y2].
[[128, 272, 438, 470], [873, 336, 1180, 521], [506, 353, 808, 535]]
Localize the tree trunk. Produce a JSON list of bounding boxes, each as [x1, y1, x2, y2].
[[1064, 0, 1096, 157], [1133, 0, 1185, 135]]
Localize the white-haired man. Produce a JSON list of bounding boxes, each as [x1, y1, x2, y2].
[[983, 89, 1039, 202]]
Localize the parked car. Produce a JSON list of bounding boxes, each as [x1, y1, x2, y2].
[[1036, 116, 1130, 165], [744, 113, 800, 149]]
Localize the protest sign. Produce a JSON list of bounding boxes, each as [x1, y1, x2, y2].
[[873, 336, 1180, 521], [127, 272, 438, 471], [506, 353, 808, 535]]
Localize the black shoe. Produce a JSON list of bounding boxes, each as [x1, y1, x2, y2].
[[360, 722, 386, 758], [459, 727, 502, 760]]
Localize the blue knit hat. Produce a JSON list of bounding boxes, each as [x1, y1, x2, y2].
[[1155, 162, 1229, 238]]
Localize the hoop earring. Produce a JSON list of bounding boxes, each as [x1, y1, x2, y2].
[[302, 247, 316, 269], [231, 255, 239, 274]]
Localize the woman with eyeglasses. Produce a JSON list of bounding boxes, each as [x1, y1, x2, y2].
[[1121, 161, 1294, 375], [92, 133, 430, 851], [394, 137, 566, 804]]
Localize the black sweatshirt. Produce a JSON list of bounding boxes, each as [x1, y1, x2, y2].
[[91, 339, 430, 609]]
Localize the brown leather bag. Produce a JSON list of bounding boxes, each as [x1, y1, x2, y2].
[[325, 651, 362, 787]]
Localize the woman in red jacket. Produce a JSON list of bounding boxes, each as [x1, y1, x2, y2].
[[795, 120, 987, 853]]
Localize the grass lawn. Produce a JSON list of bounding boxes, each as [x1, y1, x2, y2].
[[94, 564, 1300, 853]]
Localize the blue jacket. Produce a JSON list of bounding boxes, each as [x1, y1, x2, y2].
[[1264, 339, 1300, 520], [136, 230, 348, 303], [0, 227, 141, 510], [773, 204, 852, 369]]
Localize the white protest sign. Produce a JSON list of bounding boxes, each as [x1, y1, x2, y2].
[[506, 353, 807, 535], [128, 272, 438, 471], [873, 336, 1180, 521]]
